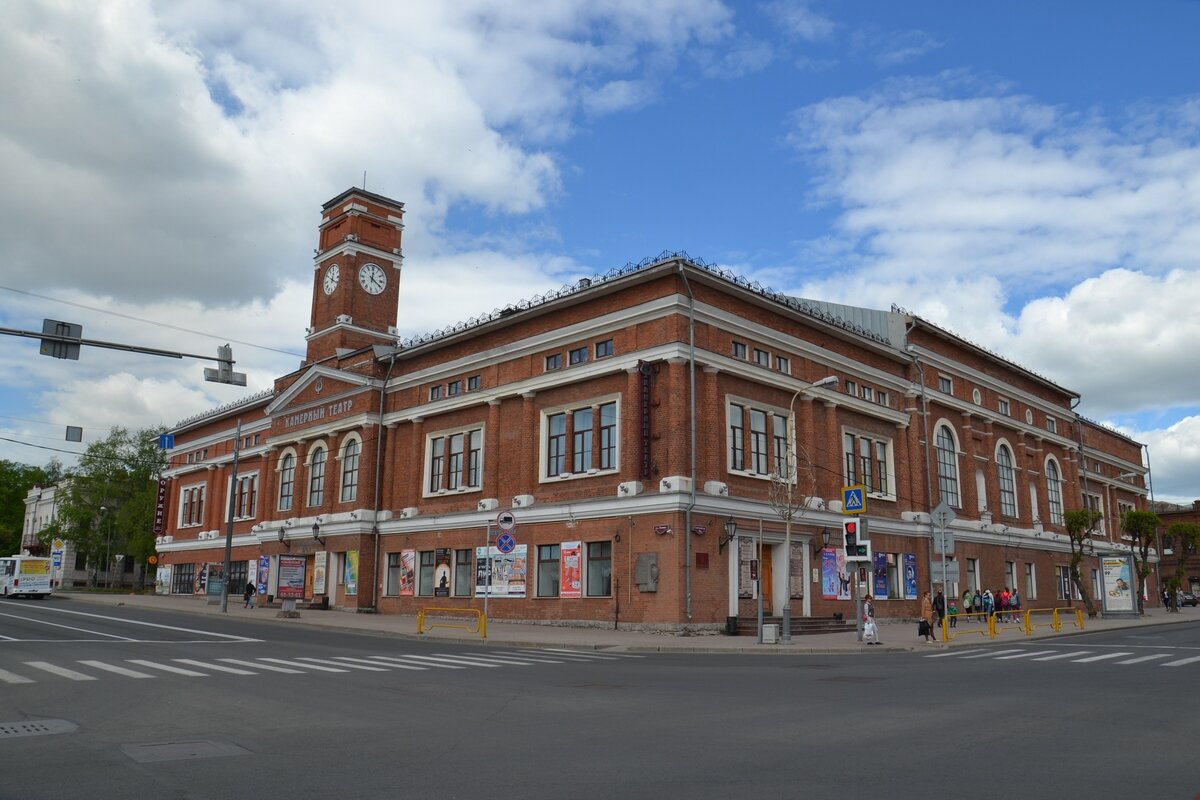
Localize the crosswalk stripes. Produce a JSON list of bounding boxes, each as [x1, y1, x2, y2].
[[926, 647, 1200, 668], [0, 648, 646, 686]]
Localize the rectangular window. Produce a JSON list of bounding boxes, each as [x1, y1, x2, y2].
[[586, 541, 612, 596], [547, 413, 567, 476], [234, 474, 257, 519], [427, 428, 483, 493], [429, 385, 442, 401], [545, 353, 562, 371], [876, 391, 888, 407], [886, 553, 900, 600], [569, 346, 588, 365], [775, 355, 790, 375], [598, 402, 617, 470], [538, 544, 561, 597], [454, 549, 472, 597], [595, 339, 614, 359], [966, 558, 978, 592], [1046, 417, 1057, 434], [467, 375, 481, 392], [171, 563, 195, 594], [842, 432, 892, 496], [749, 409, 768, 474], [572, 408, 593, 473], [308, 448, 326, 506], [844, 380, 857, 397], [181, 485, 206, 526], [340, 441, 360, 503], [1055, 565, 1070, 600], [1025, 563, 1036, 600], [1005, 561, 1016, 591], [939, 376, 953, 394], [544, 401, 618, 479], [385, 552, 401, 596], [861, 386, 873, 402], [732, 341, 747, 359], [998, 398, 1011, 416], [753, 348, 770, 366], [418, 551, 435, 596], [447, 380, 462, 396], [730, 404, 745, 471], [772, 415, 788, 477], [1084, 493, 1105, 534]]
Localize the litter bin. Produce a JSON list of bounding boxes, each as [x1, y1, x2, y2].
[[762, 623, 779, 644]]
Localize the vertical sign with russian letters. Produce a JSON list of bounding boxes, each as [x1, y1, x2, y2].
[[153, 478, 168, 534], [737, 536, 754, 598]]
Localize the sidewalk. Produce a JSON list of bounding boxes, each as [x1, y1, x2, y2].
[[54, 590, 1197, 655]]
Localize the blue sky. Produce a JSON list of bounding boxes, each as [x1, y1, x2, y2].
[[2, 1, 1199, 500]]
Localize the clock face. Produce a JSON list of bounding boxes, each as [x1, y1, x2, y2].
[[358, 263, 387, 295], [322, 264, 340, 295]]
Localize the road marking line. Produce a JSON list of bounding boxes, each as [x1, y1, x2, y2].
[[174, 659, 257, 675], [398, 654, 501, 668], [296, 657, 389, 672], [1071, 652, 1132, 663], [485, 651, 565, 663], [535, 648, 627, 660], [219, 658, 302, 674], [0, 668, 34, 684], [433, 653, 536, 666], [1161, 655, 1200, 667], [995, 650, 1060, 660], [78, 660, 155, 678], [957, 649, 1025, 659], [333, 656, 428, 671], [368, 655, 465, 670], [1032, 651, 1092, 661], [13, 605, 261, 642], [257, 658, 348, 673], [924, 649, 984, 658], [1117, 654, 1171, 665], [0, 611, 136, 641], [25, 661, 97, 681], [126, 660, 208, 677]]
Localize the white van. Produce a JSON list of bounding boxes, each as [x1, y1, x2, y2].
[[0, 556, 54, 598]]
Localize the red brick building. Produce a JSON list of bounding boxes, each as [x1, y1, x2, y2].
[[154, 187, 1154, 632]]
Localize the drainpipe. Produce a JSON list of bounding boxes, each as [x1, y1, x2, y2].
[[368, 351, 398, 612], [678, 262, 697, 623]]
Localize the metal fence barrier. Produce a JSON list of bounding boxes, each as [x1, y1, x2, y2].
[[417, 607, 487, 640], [941, 607, 1085, 641]]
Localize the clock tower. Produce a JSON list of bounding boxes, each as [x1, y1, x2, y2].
[[305, 188, 405, 365]]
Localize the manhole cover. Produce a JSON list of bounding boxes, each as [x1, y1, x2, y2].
[[0, 719, 78, 738], [122, 739, 250, 763]]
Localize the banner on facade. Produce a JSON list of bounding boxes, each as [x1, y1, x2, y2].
[[737, 537, 754, 598], [904, 553, 918, 599], [278, 555, 306, 599], [434, 548, 452, 597], [873, 551, 888, 599], [256, 555, 270, 596], [474, 544, 527, 597], [560, 541, 582, 599], [788, 542, 804, 599], [821, 549, 839, 599], [399, 550, 416, 596], [836, 549, 850, 599], [155, 564, 172, 595], [313, 551, 327, 595], [344, 550, 359, 596]]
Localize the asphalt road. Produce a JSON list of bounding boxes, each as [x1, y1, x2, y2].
[[2, 597, 1197, 799]]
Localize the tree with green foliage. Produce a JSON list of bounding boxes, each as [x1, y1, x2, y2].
[[1120, 509, 1161, 613], [1063, 508, 1102, 617], [42, 427, 166, 590], [1163, 521, 1200, 611], [0, 458, 61, 555]]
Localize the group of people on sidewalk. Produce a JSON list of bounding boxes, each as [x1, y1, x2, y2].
[[914, 587, 1024, 642]]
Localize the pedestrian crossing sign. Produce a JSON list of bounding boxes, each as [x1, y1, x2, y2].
[[842, 485, 867, 515]]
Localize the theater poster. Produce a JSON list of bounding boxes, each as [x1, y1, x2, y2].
[[821, 549, 839, 599], [344, 550, 359, 596], [903, 554, 918, 599], [560, 541, 582, 599], [399, 550, 416, 596], [1101, 555, 1135, 613], [474, 544, 527, 597]]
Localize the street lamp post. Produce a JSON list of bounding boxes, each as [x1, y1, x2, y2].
[[99, 505, 113, 590], [778, 375, 838, 645]]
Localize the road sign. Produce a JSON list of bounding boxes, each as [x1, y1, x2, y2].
[[931, 560, 961, 583], [496, 510, 516, 531], [931, 501, 957, 529], [52, 551, 62, 568], [842, 485, 867, 515], [496, 532, 517, 554], [53, 538, 65, 551]]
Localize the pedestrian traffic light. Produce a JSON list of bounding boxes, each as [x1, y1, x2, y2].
[[843, 518, 871, 562]]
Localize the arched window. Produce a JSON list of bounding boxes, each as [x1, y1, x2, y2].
[[278, 452, 295, 511], [340, 437, 360, 503], [996, 443, 1017, 517], [1046, 458, 1064, 525], [308, 446, 327, 506], [934, 424, 960, 508]]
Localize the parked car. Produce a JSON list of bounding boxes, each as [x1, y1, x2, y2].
[[1181, 592, 1198, 607]]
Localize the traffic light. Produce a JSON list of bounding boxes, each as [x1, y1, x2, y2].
[[843, 518, 871, 562]]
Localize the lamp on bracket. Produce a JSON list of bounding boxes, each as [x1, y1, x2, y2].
[[812, 527, 832, 558], [312, 521, 325, 547], [277, 528, 290, 549], [718, 516, 738, 553]]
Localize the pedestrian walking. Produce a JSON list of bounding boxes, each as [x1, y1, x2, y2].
[[948, 598, 958, 628], [243, 581, 256, 608], [972, 588, 983, 620], [1010, 588, 1020, 623], [963, 590, 973, 623], [863, 596, 881, 645], [933, 590, 946, 632], [983, 588, 995, 623], [920, 591, 936, 642]]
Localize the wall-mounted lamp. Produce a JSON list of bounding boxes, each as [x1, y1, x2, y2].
[[312, 522, 325, 547], [277, 528, 290, 549], [718, 517, 738, 553], [813, 527, 832, 557]]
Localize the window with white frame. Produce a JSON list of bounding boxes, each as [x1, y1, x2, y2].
[[1025, 562, 1036, 599], [277, 452, 296, 512], [426, 427, 483, 493], [418, 551, 435, 596], [542, 400, 618, 480], [938, 375, 953, 394], [876, 390, 889, 407], [454, 549, 472, 596], [569, 346, 588, 365], [966, 558, 979, 592], [538, 544, 560, 597], [861, 386, 874, 402], [429, 385, 442, 401], [1084, 492, 1105, 534], [467, 375, 481, 392], [1046, 458, 1064, 525], [233, 473, 257, 519], [595, 339, 614, 359], [844, 380, 857, 396], [545, 353, 562, 371], [179, 484, 205, 527], [998, 398, 1011, 416], [307, 445, 327, 506], [385, 553, 402, 596], [842, 431, 892, 497], [728, 401, 787, 477], [447, 379, 462, 396], [732, 341, 747, 359], [753, 348, 769, 367], [1005, 561, 1016, 591], [935, 424, 961, 508], [1046, 416, 1057, 434], [775, 355, 790, 374], [771, 414, 788, 477], [340, 437, 360, 502], [587, 541, 612, 596], [996, 443, 1017, 517]]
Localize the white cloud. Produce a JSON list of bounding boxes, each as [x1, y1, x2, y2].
[[764, 1, 835, 42]]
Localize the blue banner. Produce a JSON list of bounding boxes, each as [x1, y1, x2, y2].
[[904, 553, 918, 599], [873, 551, 888, 598], [821, 549, 839, 599]]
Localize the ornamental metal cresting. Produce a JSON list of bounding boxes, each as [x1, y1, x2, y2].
[[284, 399, 354, 428]]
